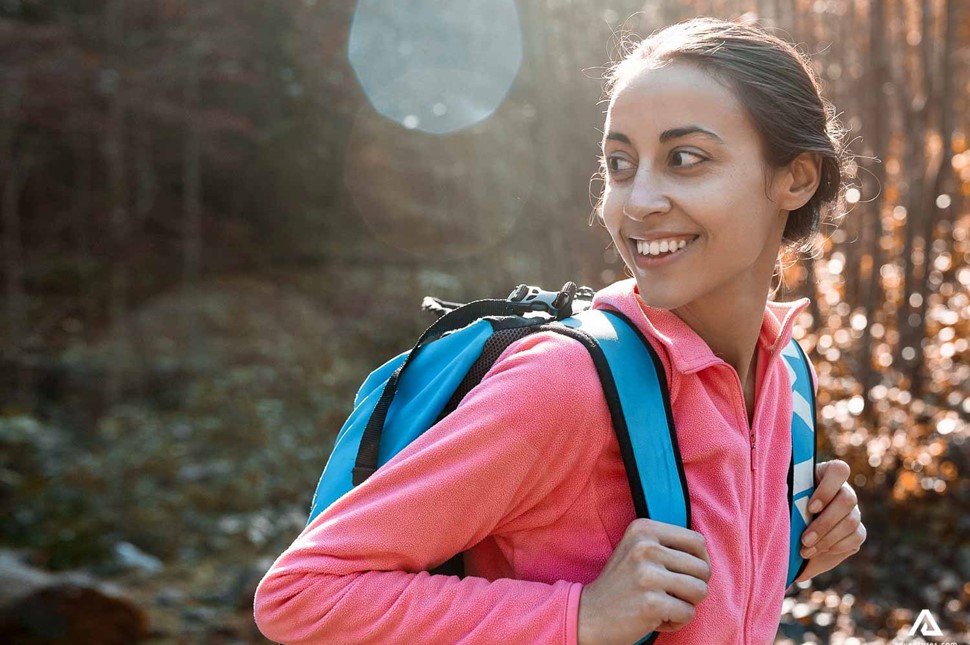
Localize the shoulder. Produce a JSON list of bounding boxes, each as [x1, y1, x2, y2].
[[438, 326, 610, 467], [449, 327, 609, 440], [482, 327, 604, 399]]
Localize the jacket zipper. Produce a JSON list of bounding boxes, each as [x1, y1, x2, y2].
[[750, 428, 757, 472], [724, 360, 769, 645]]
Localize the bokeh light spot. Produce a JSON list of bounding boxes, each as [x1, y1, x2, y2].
[[348, 0, 523, 134]]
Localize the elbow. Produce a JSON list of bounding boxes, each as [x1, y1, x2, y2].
[[253, 571, 300, 643], [254, 571, 327, 644], [254, 569, 360, 644]]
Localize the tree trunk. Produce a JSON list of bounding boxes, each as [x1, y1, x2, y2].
[[910, 0, 956, 397], [1, 79, 26, 383], [183, 37, 202, 287], [104, 0, 130, 407], [182, 8, 204, 360], [894, 0, 930, 382], [858, 0, 888, 423]]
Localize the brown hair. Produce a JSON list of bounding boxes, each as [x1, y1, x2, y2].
[[594, 17, 850, 256]]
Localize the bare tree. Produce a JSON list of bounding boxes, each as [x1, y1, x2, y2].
[[103, 0, 130, 406], [910, 0, 957, 397], [894, 0, 933, 381], [2, 77, 27, 376], [858, 0, 888, 421]]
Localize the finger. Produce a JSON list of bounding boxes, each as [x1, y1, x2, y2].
[[807, 460, 851, 514], [657, 567, 709, 606], [802, 485, 857, 548], [645, 588, 697, 626], [651, 523, 709, 566], [658, 545, 712, 583], [801, 506, 860, 557], [824, 521, 867, 555], [655, 621, 691, 633]]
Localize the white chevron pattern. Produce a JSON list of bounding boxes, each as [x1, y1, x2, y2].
[[795, 495, 811, 526], [792, 391, 813, 430], [780, 341, 801, 360], [783, 340, 816, 525], [794, 458, 815, 524], [783, 355, 796, 386], [794, 457, 814, 496]]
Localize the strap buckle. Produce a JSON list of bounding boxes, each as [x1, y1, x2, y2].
[[506, 282, 593, 319]]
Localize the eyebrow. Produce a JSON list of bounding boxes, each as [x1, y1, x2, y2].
[[603, 126, 725, 147]]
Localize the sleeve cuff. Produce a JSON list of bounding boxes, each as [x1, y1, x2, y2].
[[565, 582, 584, 645]]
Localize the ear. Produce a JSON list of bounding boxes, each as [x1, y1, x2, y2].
[[775, 152, 822, 212]]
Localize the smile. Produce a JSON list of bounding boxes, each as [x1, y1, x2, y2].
[[634, 237, 697, 256], [631, 236, 697, 257], [628, 235, 698, 267]]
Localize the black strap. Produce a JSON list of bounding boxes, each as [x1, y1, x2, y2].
[[430, 316, 680, 584], [546, 310, 690, 529], [356, 308, 680, 589], [352, 299, 525, 486]]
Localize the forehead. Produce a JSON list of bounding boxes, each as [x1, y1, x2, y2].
[[605, 61, 753, 144]]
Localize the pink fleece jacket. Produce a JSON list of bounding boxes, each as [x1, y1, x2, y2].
[[254, 278, 817, 644]]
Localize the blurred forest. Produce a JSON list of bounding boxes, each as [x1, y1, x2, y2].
[[0, 0, 968, 642]]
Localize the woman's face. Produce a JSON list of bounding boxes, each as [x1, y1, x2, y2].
[[600, 61, 791, 311]]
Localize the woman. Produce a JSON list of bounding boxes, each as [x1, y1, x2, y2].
[[255, 17, 866, 645]]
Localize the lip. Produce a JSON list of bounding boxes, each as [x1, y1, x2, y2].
[[628, 232, 700, 243]]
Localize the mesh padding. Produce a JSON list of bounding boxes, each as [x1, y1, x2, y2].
[[434, 325, 536, 424], [428, 324, 537, 579]]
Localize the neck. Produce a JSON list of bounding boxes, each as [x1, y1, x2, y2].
[[671, 233, 782, 388], [672, 281, 767, 388]]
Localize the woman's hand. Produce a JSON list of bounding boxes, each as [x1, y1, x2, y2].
[[577, 518, 711, 645], [795, 459, 867, 583]]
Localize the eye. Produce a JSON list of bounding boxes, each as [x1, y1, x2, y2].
[[671, 150, 706, 168], [605, 156, 634, 175]]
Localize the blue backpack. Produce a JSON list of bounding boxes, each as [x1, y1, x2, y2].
[[308, 282, 817, 644]]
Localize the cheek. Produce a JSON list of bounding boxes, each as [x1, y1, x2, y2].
[[600, 190, 623, 232]]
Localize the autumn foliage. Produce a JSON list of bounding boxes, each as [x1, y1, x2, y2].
[[0, 0, 968, 642]]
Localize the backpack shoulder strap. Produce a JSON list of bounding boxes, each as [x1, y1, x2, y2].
[[549, 309, 690, 530], [780, 337, 818, 587], [352, 299, 535, 486], [548, 308, 687, 645]]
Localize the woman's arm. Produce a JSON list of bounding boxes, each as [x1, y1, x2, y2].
[[254, 332, 608, 645]]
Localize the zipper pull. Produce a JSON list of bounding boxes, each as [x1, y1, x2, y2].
[[750, 431, 757, 472]]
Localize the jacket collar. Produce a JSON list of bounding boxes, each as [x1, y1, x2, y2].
[[591, 278, 811, 375]]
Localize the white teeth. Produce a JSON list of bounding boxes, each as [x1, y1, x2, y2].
[[635, 237, 694, 257]]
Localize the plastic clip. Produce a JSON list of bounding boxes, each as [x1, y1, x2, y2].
[[507, 282, 582, 319]]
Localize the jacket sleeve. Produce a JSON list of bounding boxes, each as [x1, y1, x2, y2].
[[253, 331, 609, 645]]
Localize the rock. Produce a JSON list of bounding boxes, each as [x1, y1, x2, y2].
[[0, 550, 149, 644], [113, 542, 164, 574]]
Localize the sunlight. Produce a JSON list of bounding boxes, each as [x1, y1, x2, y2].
[[348, 0, 522, 135]]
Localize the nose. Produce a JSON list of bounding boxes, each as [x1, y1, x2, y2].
[[622, 169, 671, 221]]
